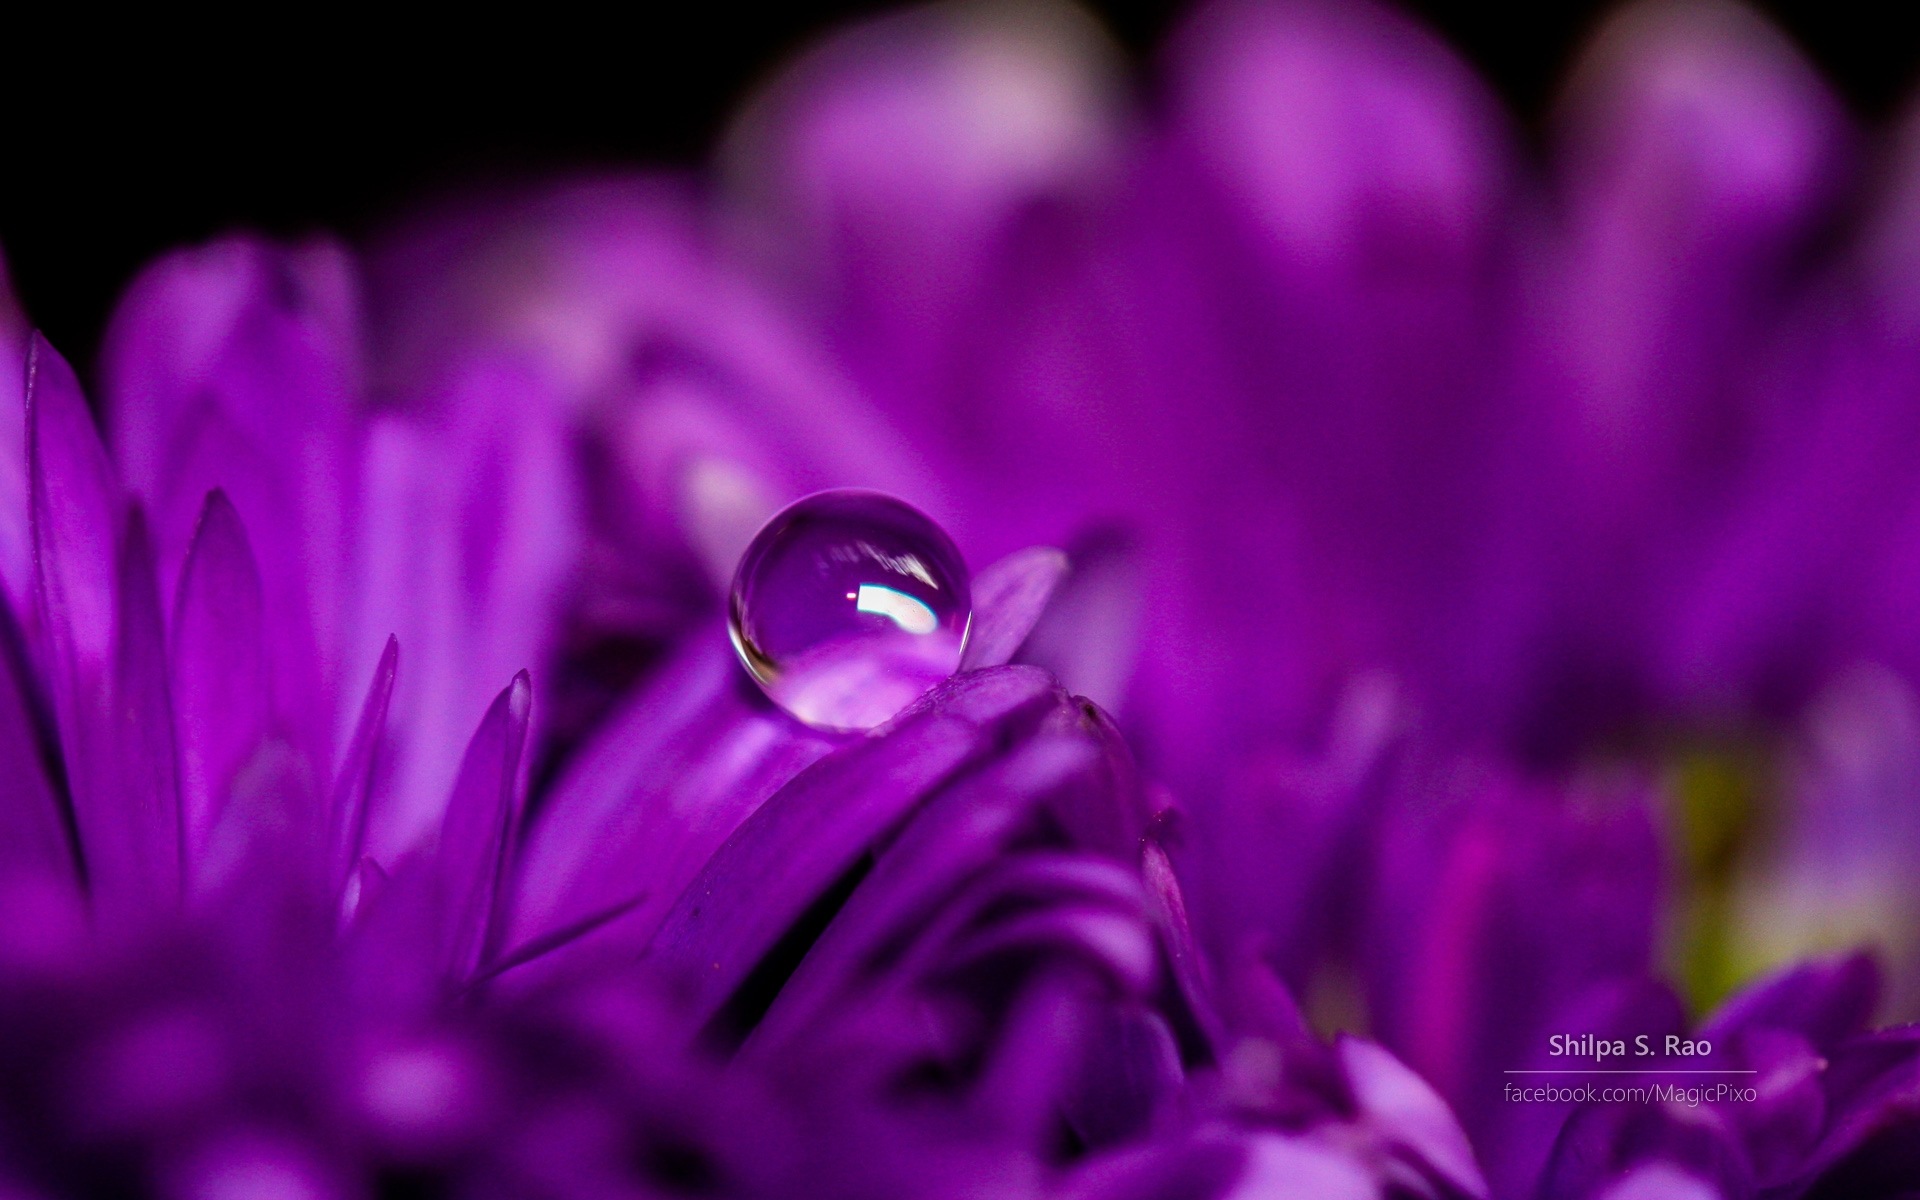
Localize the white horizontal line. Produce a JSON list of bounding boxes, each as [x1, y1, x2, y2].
[[1503, 1070, 1758, 1075]]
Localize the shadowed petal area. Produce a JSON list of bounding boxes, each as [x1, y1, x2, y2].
[[94, 510, 184, 918], [646, 664, 1063, 1024], [0, 604, 72, 886], [507, 635, 835, 982], [0, 260, 30, 614]]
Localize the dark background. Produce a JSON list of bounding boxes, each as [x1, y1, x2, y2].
[[2, 1, 1912, 369]]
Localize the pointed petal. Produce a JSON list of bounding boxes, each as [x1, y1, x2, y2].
[[1144, 837, 1224, 1061], [170, 490, 269, 859], [435, 671, 532, 979], [28, 334, 122, 755], [471, 891, 648, 991], [342, 854, 389, 925], [103, 237, 361, 766], [1480, 978, 1688, 1200], [1771, 1027, 1920, 1192], [348, 358, 575, 862], [959, 546, 1068, 671], [330, 635, 398, 891], [1483, 0, 1853, 744], [78, 509, 184, 917]]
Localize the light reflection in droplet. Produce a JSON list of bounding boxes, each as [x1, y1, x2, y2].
[[729, 490, 971, 732]]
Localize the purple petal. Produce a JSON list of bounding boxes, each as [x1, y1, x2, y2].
[[1190, 672, 1401, 985], [0, 604, 74, 884], [1714, 1028, 1825, 1188], [1595, 1166, 1722, 1200], [193, 739, 323, 902], [435, 671, 531, 980], [84, 509, 184, 918], [1479, 0, 1851, 745], [1056, 1134, 1248, 1200], [920, 862, 1155, 991], [27, 343, 185, 913], [743, 731, 1105, 1053], [1142, 838, 1224, 1061], [1700, 951, 1881, 1053], [1144, 0, 1517, 767], [1059, 1002, 1183, 1150], [1535, 1100, 1751, 1200], [1366, 765, 1662, 1136], [347, 358, 575, 862], [329, 635, 398, 894], [0, 268, 29, 613], [1339, 1036, 1488, 1199], [644, 665, 1061, 1026], [102, 237, 360, 765], [1013, 528, 1140, 712], [28, 334, 122, 754], [170, 490, 268, 860], [1772, 1026, 1920, 1193], [507, 636, 833, 979], [965, 970, 1093, 1152], [958, 546, 1068, 671], [1481, 978, 1688, 1200], [1232, 1134, 1378, 1200], [721, 1, 1125, 503]]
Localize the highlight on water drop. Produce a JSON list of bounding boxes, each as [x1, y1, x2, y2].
[[728, 490, 972, 732]]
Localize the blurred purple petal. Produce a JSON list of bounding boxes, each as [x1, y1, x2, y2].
[[959, 545, 1068, 671], [329, 634, 397, 896], [347, 358, 575, 861], [434, 671, 531, 981], [170, 490, 268, 862], [103, 237, 359, 765], [28, 335, 122, 753]]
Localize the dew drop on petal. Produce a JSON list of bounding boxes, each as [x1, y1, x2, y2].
[[729, 490, 972, 732]]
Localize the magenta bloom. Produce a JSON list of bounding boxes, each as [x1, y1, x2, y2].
[[6, 2, 1920, 1198]]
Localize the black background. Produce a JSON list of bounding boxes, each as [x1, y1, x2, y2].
[[2, 1, 1912, 369]]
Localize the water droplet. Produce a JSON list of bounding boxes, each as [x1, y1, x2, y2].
[[729, 490, 972, 732]]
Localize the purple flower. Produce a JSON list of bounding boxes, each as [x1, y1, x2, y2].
[[8, 0, 1920, 1197]]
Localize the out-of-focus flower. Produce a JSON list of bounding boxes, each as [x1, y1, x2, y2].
[[9, 0, 1920, 1196]]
